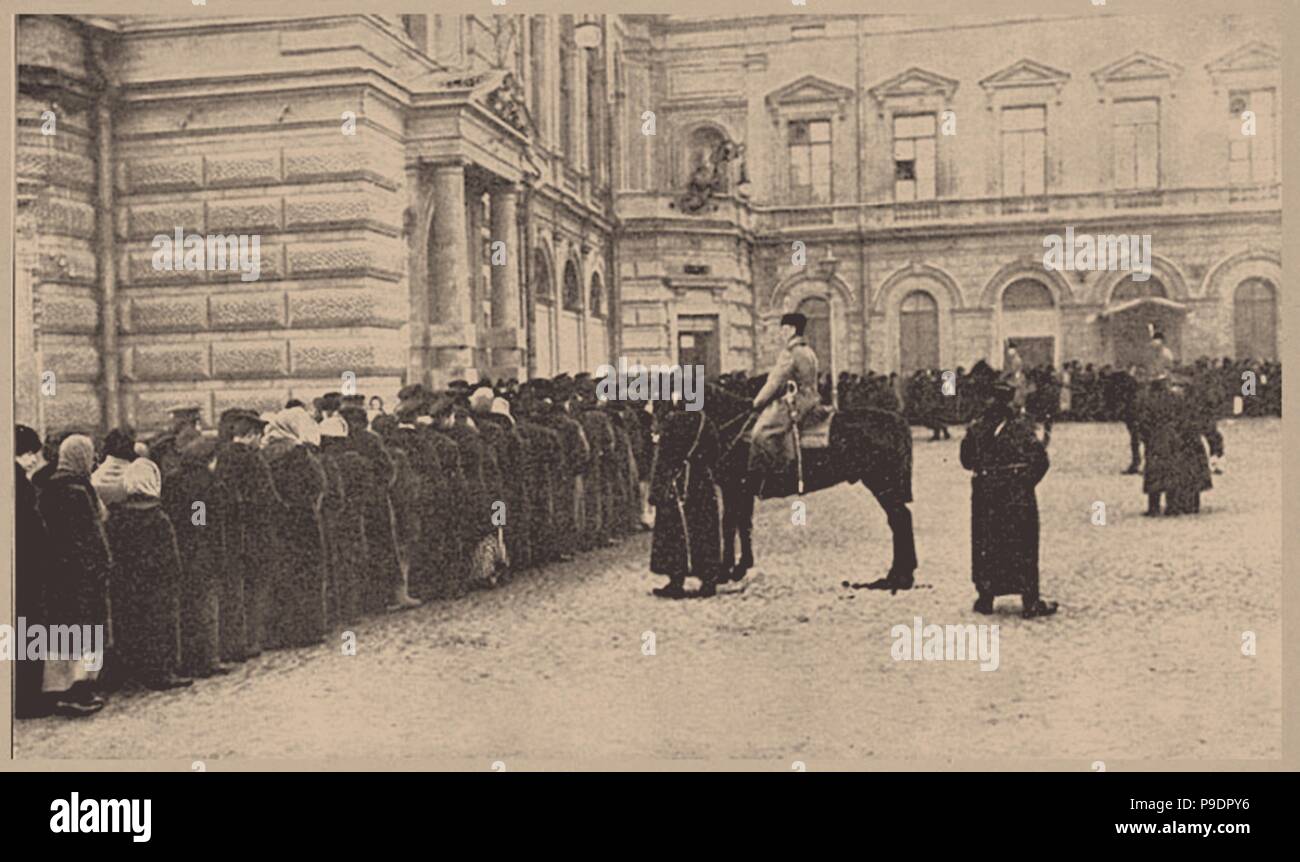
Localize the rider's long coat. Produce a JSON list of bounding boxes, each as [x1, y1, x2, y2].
[[749, 335, 820, 472], [650, 409, 721, 582]]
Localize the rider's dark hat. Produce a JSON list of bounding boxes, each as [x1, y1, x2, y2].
[[779, 312, 807, 330]]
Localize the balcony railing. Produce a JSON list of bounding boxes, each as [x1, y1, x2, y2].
[[614, 184, 1280, 233]]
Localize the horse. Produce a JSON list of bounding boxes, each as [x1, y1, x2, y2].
[[702, 381, 918, 588]]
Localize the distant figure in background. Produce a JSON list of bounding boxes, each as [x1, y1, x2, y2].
[[1002, 343, 1028, 410], [1149, 330, 1174, 380], [1116, 366, 1144, 474], [1138, 374, 1218, 516]]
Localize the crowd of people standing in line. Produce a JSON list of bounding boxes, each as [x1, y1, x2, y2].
[[14, 374, 656, 719]]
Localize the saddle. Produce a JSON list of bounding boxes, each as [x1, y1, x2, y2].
[[800, 406, 835, 449]]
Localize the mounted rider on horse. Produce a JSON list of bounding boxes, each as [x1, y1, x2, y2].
[[747, 312, 828, 495]]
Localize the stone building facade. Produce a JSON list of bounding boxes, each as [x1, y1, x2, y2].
[[16, 13, 1282, 434], [17, 13, 620, 433], [621, 13, 1281, 388]]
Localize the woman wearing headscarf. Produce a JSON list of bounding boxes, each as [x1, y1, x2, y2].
[[91, 427, 139, 510], [261, 407, 329, 647], [15, 424, 51, 718], [36, 434, 112, 716], [105, 458, 191, 690]]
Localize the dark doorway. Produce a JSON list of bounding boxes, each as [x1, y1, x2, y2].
[[797, 296, 832, 379], [678, 316, 720, 379]]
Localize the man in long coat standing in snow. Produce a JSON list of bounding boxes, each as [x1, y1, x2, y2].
[[960, 379, 1058, 619]]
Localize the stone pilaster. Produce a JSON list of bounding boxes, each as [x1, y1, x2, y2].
[[428, 160, 476, 379]]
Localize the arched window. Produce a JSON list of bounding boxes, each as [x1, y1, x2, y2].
[[533, 249, 553, 304], [589, 272, 603, 318], [1112, 276, 1167, 302], [1002, 278, 1055, 309], [899, 290, 939, 376], [797, 296, 831, 377], [562, 260, 582, 312], [1234, 278, 1277, 360]]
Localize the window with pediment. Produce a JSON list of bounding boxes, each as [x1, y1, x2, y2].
[[788, 119, 832, 204], [869, 67, 958, 202], [765, 75, 854, 204], [1228, 89, 1276, 184], [1091, 52, 1180, 192], [1113, 98, 1160, 190], [893, 114, 936, 202], [1000, 106, 1046, 197]]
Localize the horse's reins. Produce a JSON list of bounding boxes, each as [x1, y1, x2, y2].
[[717, 409, 757, 463]]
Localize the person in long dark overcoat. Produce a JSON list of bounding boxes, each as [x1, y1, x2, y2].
[[36, 434, 112, 715], [261, 407, 329, 647], [514, 384, 564, 565], [960, 381, 1057, 619], [1138, 378, 1217, 516], [209, 412, 249, 666], [374, 414, 425, 607], [341, 406, 412, 612], [213, 410, 283, 656], [164, 435, 231, 677], [573, 385, 616, 551], [648, 400, 722, 599], [320, 427, 370, 625], [535, 380, 591, 560], [383, 397, 447, 601], [15, 424, 51, 718], [471, 391, 531, 571], [105, 458, 191, 690], [439, 401, 501, 588], [424, 409, 473, 596]]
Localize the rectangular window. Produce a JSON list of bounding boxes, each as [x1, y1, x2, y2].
[[1113, 98, 1159, 190], [1230, 89, 1276, 184], [893, 113, 937, 201], [788, 119, 832, 203], [1000, 105, 1046, 197]]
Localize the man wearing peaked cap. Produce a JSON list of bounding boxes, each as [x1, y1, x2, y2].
[[151, 403, 204, 477], [747, 310, 821, 486]]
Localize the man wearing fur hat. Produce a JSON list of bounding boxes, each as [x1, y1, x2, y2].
[[960, 376, 1057, 619]]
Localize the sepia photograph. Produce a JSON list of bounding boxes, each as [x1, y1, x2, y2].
[[3, 0, 1287, 785]]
